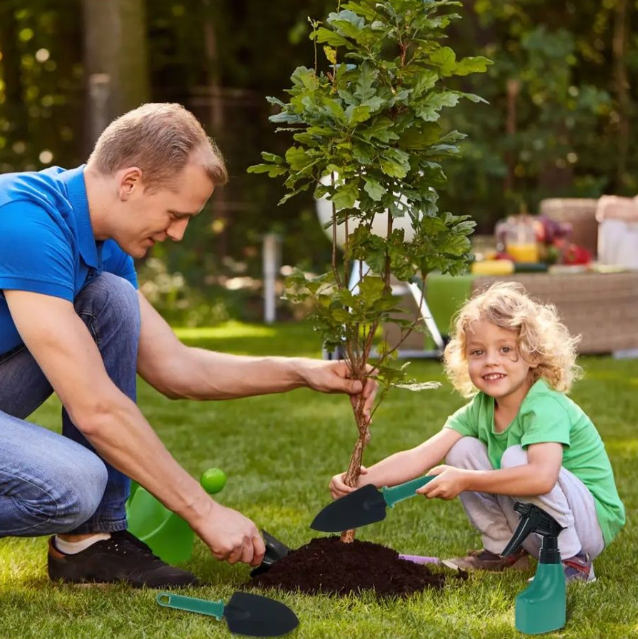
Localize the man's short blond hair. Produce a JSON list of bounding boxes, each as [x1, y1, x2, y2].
[[87, 103, 228, 189]]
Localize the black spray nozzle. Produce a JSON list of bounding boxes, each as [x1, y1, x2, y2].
[[501, 502, 564, 558]]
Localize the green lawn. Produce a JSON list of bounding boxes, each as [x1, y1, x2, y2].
[[1, 322, 637, 638]]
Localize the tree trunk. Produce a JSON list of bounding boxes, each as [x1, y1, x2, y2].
[[504, 79, 520, 197], [612, 0, 630, 190], [202, 0, 229, 262], [339, 389, 369, 543], [82, 0, 150, 148]]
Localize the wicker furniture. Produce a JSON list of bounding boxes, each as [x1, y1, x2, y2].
[[472, 271, 638, 354], [388, 270, 638, 356]]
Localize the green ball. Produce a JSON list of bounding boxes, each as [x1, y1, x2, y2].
[[200, 468, 227, 494]]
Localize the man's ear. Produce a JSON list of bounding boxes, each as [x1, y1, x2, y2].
[[118, 167, 144, 201]]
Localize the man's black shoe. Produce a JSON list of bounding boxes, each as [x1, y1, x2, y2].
[[48, 530, 199, 587]]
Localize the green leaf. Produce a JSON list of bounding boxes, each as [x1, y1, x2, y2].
[[321, 97, 347, 124], [278, 182, 311, 205], [358, 276, 385, 303], [330, 182, 359, 209], [352, 143, 375, 165], [331, 308, 351, 322], [261, 152, 284, 164], [312, 27, 350, 48], [360, 96, 386, 111], [427, 91, 461, 109], [290, 66, 318, 90], [412, 70, 439, 96], [440, 233, 472, 256], [363, 176, 385, 201], [380, 157, 408, 178], [341, 1, 379, 22], [437, 130, 467, 144], [346, 104, 372, 125], [416, 92, 461, 121], [454, 55, 492, 76], [398, 123, 441, 150], [247, 163, 287, 177], [285, 147, 308, 171], [360, 117, 399, 143], [458, 91, 489, 104], [293, 132, 320, 146], [380, 148, 410, 179], [429, 47, 457, 76], [354, 62, 377, 102]]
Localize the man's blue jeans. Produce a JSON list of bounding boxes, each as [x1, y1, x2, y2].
[[0, 273, 140, 536]]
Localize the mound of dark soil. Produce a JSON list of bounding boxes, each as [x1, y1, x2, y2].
[[250, 536, 466, 598]]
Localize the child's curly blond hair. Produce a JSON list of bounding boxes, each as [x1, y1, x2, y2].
[[444, 282, 582, 398]]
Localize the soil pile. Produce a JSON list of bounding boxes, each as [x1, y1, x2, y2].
[[251, 536, 466, 598]]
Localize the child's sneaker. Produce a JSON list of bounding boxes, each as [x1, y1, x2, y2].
[[563, 551, 596, 583], [442, 547, 530, 572], [527, 551, 596, 583]]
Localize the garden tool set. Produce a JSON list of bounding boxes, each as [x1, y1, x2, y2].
[[311, 480, 569, 635], [135, 466, 568, 636]]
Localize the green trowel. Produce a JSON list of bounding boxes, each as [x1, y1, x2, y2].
[[310, 475, 436, 532], [157, 591, 299, 637]]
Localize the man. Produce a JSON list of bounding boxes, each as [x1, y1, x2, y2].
[[0, 103, 375, 587]]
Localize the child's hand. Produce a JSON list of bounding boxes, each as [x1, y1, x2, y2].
[[417, 465, 469, 500], [329, 466, 368, 500]]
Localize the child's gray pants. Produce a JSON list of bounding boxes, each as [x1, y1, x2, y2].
[[446, 437, 605, 560]]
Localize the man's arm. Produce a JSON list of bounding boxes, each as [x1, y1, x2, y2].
[[4, 290, 264, 565], [136, 292, 376, 415]]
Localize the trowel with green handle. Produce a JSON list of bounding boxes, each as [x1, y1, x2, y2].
[[157, 591, 299, 637], [310, 474, 436, 532]]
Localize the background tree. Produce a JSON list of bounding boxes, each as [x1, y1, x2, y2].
[[1, 0, 638, 320]]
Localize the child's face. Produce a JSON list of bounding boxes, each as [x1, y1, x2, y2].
[[465, 319, 536, 405]]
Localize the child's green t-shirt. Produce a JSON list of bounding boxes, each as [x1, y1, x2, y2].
[[444, 379, 625, 546]]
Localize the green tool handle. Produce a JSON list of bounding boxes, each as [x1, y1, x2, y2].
[[157, 593, 225, 621], [382, 475, 436, 508]]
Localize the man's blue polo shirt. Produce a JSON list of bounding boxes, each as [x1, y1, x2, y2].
[[0, 165, 138, 356]]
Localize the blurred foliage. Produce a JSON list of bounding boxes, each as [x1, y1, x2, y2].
[[1, 0, 637, 320]]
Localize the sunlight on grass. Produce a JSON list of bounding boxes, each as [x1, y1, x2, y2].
[[174, 322, 279, 340]]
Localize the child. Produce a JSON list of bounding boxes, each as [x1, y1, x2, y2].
[[330, 282, 625, 581]]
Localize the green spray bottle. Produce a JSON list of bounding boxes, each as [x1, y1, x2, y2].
[[501, 502, 566, 635]]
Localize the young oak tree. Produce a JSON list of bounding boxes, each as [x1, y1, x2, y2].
[[249, 0, 490, 542]]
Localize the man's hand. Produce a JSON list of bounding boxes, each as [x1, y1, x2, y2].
[[299, 360, 377, 422], [329, 466, 369, 500], [417, 465, 470, 500], [192, 501, 265, 566]]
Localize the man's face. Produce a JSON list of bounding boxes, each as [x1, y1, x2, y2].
[[117, 161, 215, 258]]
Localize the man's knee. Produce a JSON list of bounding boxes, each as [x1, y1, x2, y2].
[[501, 445, 527, 469], [10, 456, 107, 535], [53, 455, 109, 532], [446, 436, 487, 468]]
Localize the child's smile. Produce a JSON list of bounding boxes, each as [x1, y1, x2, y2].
[[465, 319, 536, 409]]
